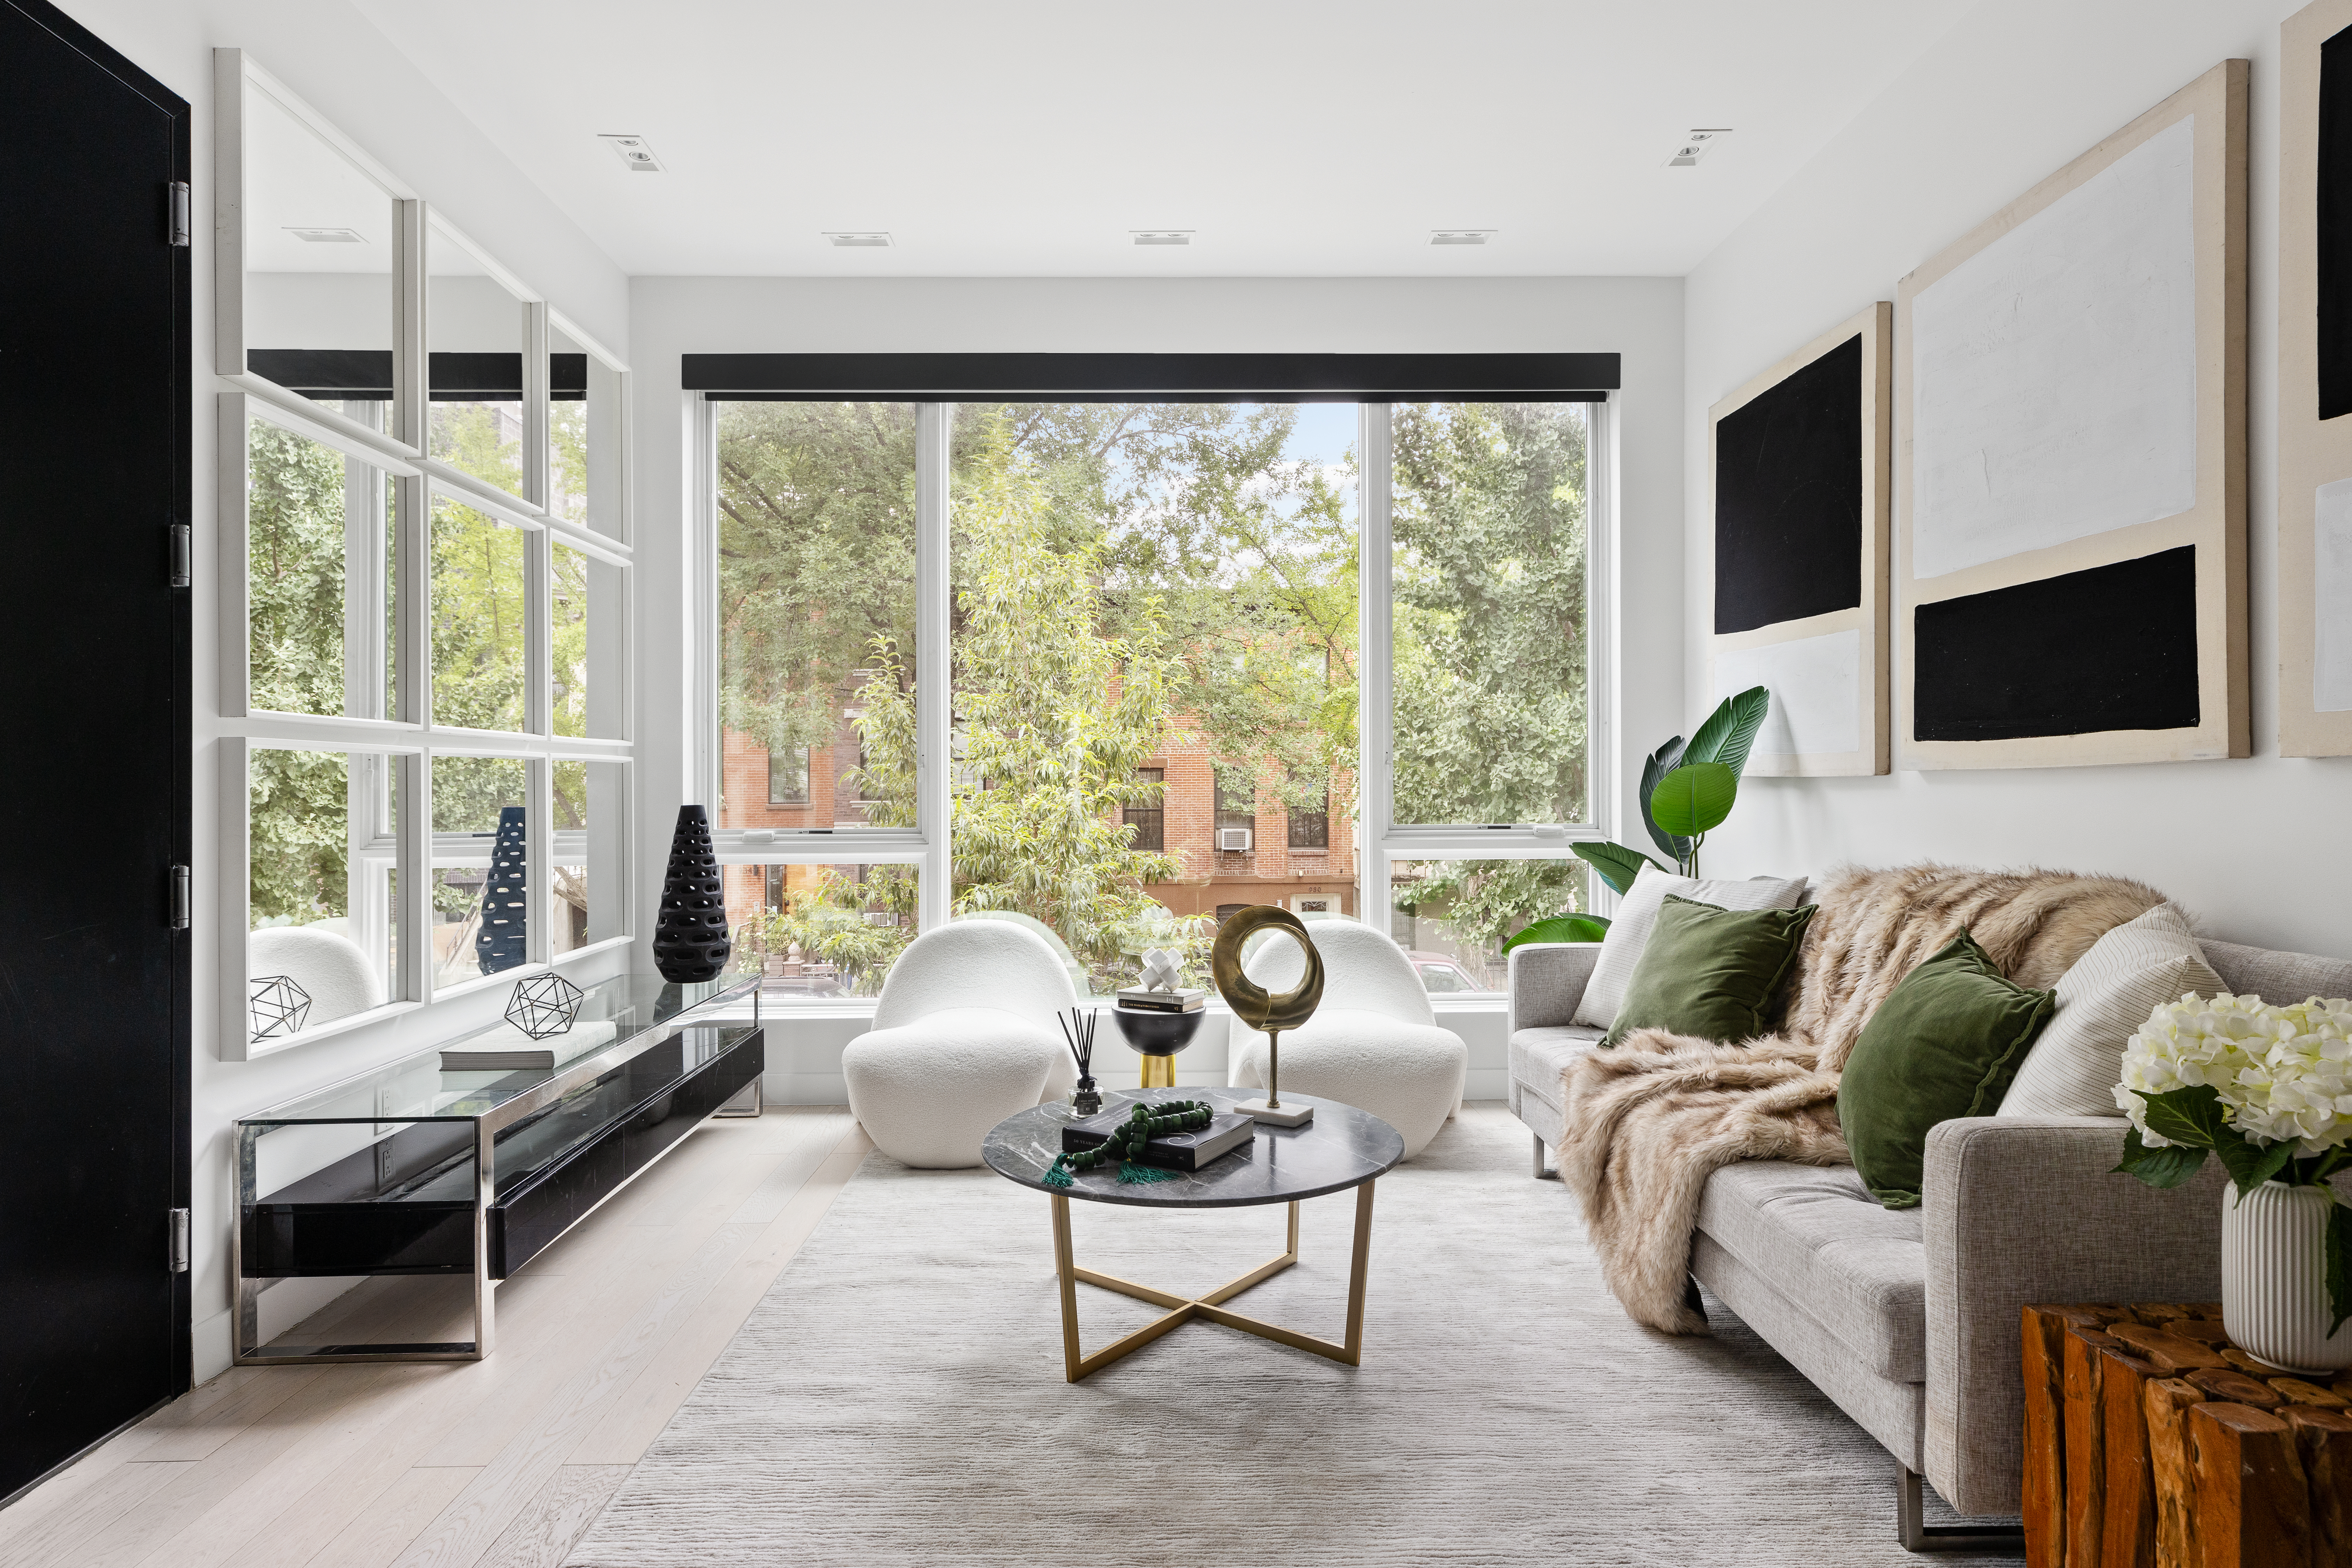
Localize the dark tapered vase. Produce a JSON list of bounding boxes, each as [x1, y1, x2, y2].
[[653, 805, 731, 983]]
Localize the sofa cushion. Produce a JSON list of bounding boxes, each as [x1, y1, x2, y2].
[[2198, 939, 2352, 1005], [1598, 896, 1816, 1048], [1694, 1159, 1927, 1382], [1510, 1025, 1605, 1113], [1571, 866, 1809, 1029], [2004, 904, 2224, 1118]]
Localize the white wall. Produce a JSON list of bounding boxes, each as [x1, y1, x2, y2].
[[1683, 0, 2352, 955], [628, 275, 1684, 1102], [54, 0, 630, 1383]]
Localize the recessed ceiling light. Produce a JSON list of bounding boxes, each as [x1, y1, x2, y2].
[[597, 133, 664, 173], [1429, 230, 1495, 246], [1665, 128, 1733, 167], [824, 232, 894, 248], [1131, 230, 1193, 246], [285, 226, 365, 244]]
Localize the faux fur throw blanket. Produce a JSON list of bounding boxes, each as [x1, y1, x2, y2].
[[1558, 864, 2164, 1334]]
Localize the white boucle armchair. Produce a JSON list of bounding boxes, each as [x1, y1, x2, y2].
[[842, 921, 1078, 1168], [1228, 921, 1466, 1158]]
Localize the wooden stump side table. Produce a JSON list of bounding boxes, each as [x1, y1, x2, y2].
[[2022, 1300, 2352, 1568]]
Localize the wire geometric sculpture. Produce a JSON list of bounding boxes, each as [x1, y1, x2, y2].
[[475, 805, 529, 975], [505, 972, 584, 1040], [249, 974, 312, 1041]]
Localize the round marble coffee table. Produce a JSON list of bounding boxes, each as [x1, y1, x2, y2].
[[983, 1086, 1404, 1381]]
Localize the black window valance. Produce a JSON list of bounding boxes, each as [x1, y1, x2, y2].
[[680, 352, 1619, 403]]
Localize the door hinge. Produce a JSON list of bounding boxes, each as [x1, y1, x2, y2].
[[167, 182, 191, 247], [169, 523, 191, 589], [169, 1209, 190, 1273], [169, 865, 191, 930]]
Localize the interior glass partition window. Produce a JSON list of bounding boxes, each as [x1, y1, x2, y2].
[[550, 319, 623, 540], [722, 862, 919, 998], [430, 754, 530, 989], [552, 540, 589, 739], [247, 746, 400, 1040], [1389, 402, 1593, 829], [247, 412, 397, 720], [713, 400, 919, 836], [951, 402, 1359, 992], [431, 494, 528, 732], [427, 226, 528, 496], [551, 759, 625, 958], [239, 85, 395, 410]]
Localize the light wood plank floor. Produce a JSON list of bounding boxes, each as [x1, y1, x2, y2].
[[1, 1107, 869, 1568]]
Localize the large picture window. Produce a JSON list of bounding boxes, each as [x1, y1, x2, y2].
[[702, 378, 1608, 1002]]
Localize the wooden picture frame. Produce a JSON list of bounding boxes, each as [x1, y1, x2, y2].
[[1895, 59, 2248, 771], [2281, 1, 2352, 756], [1706, 302, 1892, 776]]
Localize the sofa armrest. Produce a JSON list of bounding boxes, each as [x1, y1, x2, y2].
[[1505, 943, 1602, 1034], [1921, 1115, 2225, 1517]]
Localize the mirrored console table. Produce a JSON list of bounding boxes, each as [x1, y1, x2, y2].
[[234, 973, 763, 1365]]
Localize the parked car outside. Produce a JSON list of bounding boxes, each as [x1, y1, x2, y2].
[[1406, 950, 1485, 993]]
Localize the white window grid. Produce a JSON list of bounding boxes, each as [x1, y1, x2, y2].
[[689, 396, 1621, 970], [214, 51, 636, 1060]]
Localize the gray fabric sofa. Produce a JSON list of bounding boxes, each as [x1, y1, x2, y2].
[[1506, 933, 2352, 1536]]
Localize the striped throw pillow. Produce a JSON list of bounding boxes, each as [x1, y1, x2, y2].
[[1998, 904, 2223, 1118]]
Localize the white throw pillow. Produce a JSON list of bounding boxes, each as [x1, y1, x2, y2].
[[1570, 865, 1811, 1029], [2000, 904, 2224, 1118]]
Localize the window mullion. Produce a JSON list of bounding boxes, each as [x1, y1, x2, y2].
[[1357, 402, 1395, 932], [915, 402, 951, 932]]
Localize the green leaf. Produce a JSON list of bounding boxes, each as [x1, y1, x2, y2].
[[1647, 761, 1739, 838], [1637, 736, 1690, 863], [2215, 1135, 2301, 1200], [2113, 1125, 2210, 1189], [1684, 686, 1772, 779], [2332, 1201, 2352, 1338], [2133, 1084, 2232, 1151], [1570, 840, 1670, 898], [1504, 914, 1612, 952]]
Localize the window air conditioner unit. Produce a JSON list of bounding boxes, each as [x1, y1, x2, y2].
[[1217, 828, 1253, 852]]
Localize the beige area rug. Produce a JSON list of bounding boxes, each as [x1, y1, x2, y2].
[[567, 1105, 2012, 1567]]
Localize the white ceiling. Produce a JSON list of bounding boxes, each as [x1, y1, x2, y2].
[[350, 0, 1970, 279]]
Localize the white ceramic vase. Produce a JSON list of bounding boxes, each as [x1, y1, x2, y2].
[[2221, 1180, 2352, 1374]]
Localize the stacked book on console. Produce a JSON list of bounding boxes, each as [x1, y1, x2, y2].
[[440, 1021, 618, 1073], [1114, 987, 1208, 1013], [1060, 1103, 1255, 1171]]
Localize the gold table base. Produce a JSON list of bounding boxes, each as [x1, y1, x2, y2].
[[1045, 1180, 1375, 1381], [1138, 1053, 1176, 1088]]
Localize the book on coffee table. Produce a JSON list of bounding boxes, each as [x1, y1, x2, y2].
[[1059, 1106, 1255, 1171], [439, 1021, 618, 1073]]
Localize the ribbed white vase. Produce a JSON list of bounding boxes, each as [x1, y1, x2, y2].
[[2221, 1181, 2352, 1374]]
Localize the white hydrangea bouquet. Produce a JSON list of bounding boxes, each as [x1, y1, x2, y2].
[[2114, 991, 2352, 1330]]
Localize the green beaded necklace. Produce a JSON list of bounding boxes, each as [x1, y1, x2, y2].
[[1042, 1099, 1216, 1188]]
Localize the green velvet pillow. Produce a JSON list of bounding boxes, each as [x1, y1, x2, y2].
[[1837, 931, 2056, 1210], [1598, 895, 1816, 1049]]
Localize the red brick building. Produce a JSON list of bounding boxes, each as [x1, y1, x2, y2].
[[714, 713, 1356, 932]]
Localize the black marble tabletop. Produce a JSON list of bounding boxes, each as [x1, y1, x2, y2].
[[982, 1086, 1403, 1209]]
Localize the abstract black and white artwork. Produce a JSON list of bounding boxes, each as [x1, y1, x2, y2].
[[1895, 59, 2247, 770], [1707, 303, 1890, 776]]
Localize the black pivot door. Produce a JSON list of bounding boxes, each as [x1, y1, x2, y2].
[[0, 0, 191, 1502]]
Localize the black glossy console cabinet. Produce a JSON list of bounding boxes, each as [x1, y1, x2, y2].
[[244, 1025, 761, 1280], [233, 974, 763, 1364]]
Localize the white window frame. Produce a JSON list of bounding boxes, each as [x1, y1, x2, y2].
[[1358, 397, 1619, 927], [214, 51, 636, 1060], [695, 393, 1618, 1001]]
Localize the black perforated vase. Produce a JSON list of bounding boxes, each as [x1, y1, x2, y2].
[[652, 805, 731, 982]]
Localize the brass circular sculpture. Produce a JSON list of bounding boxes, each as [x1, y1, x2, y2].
[[1210, 906, 1325, 1110]]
